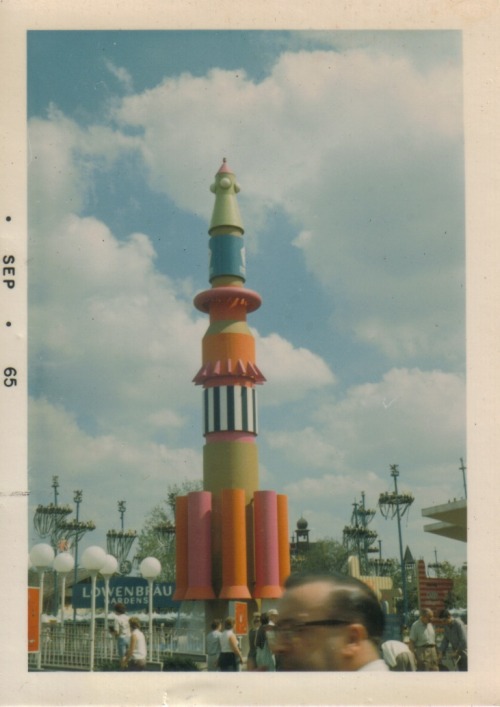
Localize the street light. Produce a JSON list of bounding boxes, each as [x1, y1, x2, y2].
[[140, 557, 162, 662], [106, 501, 137, 575], [81, 545, 107, 671], [378, 464, 414, 626], [52, 552, 75, 660], [29, 543, 55, 670], [65, 490, 96, 623], [154, 520, 176, 580], [53, 552, 75, 623], [99, 554, 119, 659]]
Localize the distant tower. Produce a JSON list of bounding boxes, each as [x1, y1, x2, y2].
[[174, 160, 290, 617], [343, 492, 378, 575], [294, 516, 310, 550]]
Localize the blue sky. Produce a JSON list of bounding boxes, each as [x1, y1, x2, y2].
[[28, 30, 466, 568]]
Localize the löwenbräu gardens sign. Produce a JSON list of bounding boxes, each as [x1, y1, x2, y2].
[[72, 577, 179, 612]]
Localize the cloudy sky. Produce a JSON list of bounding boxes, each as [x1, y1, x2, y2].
[[28, 30, 466, 568]]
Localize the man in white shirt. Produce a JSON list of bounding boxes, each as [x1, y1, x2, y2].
[[110, 602, 130, 660]]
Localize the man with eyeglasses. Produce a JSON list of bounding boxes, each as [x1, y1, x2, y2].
[[268, 573, 389, 671]]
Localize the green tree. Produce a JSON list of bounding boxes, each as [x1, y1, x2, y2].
[[135, 480, 202, 581], [385, 561, 419, 616], [290, 537, 349, 576], [434, 560, 468, 609]]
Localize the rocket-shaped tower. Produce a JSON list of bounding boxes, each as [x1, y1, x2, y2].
[[174, 160, 290, 609]]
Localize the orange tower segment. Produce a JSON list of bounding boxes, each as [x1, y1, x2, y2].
[[277, 494, 291, 586], [220, 489, 251, 599]]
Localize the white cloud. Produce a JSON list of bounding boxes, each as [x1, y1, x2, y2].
[[267, 428, 344, 469], [284, 470, 381, 504], [28, 107, 332, 441], [257, 332, 336, 405], [28, 397, 202, 547], [27, 41, 466, 568], [264, 367, 464, 477], [260, 366, 465, 561], [29, 109, 140, 231], [29, 209, 204, 440], [110, 48, 464, 366], [146, 409, 186, 429], [104, 59, 134, 93], [317, 367, 466, 472]]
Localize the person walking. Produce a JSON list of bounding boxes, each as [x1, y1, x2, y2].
[[255, 612, 276, 671], [246, 613, 261, 671], [218, 617, 243, 671], [121, 617, 147, 671], [206, 619, 222, 671], [110, 602, 130, 662], [409, 608, 439, 671], [438, 609, 467, 671]]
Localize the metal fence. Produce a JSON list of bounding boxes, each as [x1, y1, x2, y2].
[[28, 622, 206, 671]]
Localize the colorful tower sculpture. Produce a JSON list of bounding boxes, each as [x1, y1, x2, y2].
[[174, 159, 290, 609]]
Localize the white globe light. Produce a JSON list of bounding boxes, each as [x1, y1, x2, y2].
[[29, 543, 55, 570], [53, 552, 75, 574], [81, 546, 107, 571], [140, 556, 161, 580], [100, 554, 118, 577]]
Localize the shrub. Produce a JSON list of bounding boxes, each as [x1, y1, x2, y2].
[[98, 659, 121, 671], [163, 656, 200, 671]]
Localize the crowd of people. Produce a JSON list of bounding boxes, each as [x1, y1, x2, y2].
[[204, 573, 467, 673], [108, 572, 467, 673]]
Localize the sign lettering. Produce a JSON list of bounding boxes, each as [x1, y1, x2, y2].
[[72, 577, 179, 611]]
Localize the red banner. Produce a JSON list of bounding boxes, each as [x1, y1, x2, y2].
[[28, 587, 39, 652], [234, 601, 248, 635]]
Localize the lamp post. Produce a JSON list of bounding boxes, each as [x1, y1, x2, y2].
[[33, 476, 72, 616], [81, 545, 107, 671], [378, 464, 414, 626], [106, 501, 137, 575], [99, 554, 118, 659], [53, 552, 75, 623], [428, 548, 444, 578], [140, 557, 162, 662], [459, 457, 467, 499], [53, 551, 75, 658], [72, 490, 82, 623], [153, 520, 176, 580], [29, 543, 55, 670]]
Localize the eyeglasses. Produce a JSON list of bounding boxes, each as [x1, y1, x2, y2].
[[268, 619, 350, 643]]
